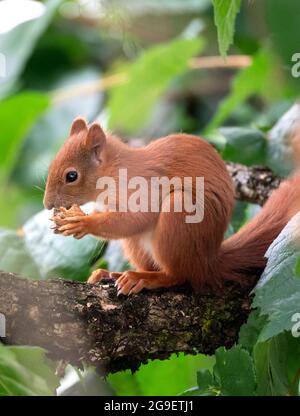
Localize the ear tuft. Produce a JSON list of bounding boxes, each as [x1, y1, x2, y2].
[[86, 122, 106, 161], [70, 117, 88, 136]]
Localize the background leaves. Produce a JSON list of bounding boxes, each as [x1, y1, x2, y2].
[[0, 345, 58, 396], [212, 0, 242, 57], [0, 0, 300, 397], [0, 0, 62, 98], [108, 37, 205, 133], [0, 92, 49, 180]]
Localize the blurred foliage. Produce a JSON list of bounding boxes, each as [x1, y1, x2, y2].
[[220, 126, 267, 165], [108, 37, 205, 133], [0, 0, 62, 98], [0, 0, 300, 397], [0, 92, 49, 179], [212, 0, 241, 57], [191, 346, 256, 396], [23, 209, 105, 280], [108, 353, 215, 396], [253, 213, 300, 342], [0, 345, 58, 396], [206, 48, 275, 131]]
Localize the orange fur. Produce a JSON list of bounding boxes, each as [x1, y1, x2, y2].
[[44, 118, 300, 294]]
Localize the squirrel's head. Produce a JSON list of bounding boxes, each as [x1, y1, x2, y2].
[[43, 117, 107, 209]]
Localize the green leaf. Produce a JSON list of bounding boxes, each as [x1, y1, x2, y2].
[[229, 201, 261, 235], [220, 127, 267, 166], [239, 310, 268, 353], [0, 345, 58, 396], [0, 0, 62, 98], [254, 333, 300, 396], [212, 0, 241, 57], [253, 212, 300, 341], [197, 368, 213, 389], [194, 369, 216, 395], [23, 209, 105, 281], [266, 103, 300, 177], [265, 0, 300, 93], [186, 347, 256, 396], [109, 353, 215, 396], [207, 48, 273, 131], [0, 92, 49, 179], [0, 208, 105, 281], [0, 229, 41, 279], [213, 346, 256, 396], [107, 37, 204, 133]]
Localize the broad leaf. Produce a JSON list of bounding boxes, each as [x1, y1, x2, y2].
[[213, 346, 256, 396], [186, 346, 256, 396], [253, 212, 300, 341], [194, 369, 216, 396], [0, 229, 41, 279], [109, 353, 215, 396], [0, 0, 62, 98], [254, 333, 300, 396], [239, 310, 267, 354], [267, 102, 300, 177], [265, 0, 300, 93], [0, 345, 58, 396], [107, 37, 204, 133], [207, 48, 273, 131], [220, 127, 267, 166], [0, 92, 49, 179], [212, 0, 241, 57], [23, 209, 105, 281]]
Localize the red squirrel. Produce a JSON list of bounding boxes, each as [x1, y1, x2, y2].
[[44, 117, 300, 295]]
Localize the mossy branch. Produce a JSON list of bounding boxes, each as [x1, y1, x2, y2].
[[0, 163, 281, 373], [0, 273, 252, 374]]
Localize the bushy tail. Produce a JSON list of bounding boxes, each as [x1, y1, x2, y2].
[[219, 172, 300, 281]]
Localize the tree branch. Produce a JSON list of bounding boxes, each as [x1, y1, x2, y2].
[[0, 273, 252, 374], [226, 162, 281, 206], [0, 163, 281, 374]]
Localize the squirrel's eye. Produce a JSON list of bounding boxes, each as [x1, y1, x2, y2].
[[66, 171, 78, 183]]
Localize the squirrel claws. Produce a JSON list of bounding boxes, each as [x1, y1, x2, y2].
[[115, 271, 146, 295], [87, 268, 151, 295]]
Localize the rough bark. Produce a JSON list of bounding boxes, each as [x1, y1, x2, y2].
[[0, 272, 253, 374], [226, 162, 282, 206], [0, 164, 281, 374]]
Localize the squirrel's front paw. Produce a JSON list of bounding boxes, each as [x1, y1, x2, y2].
[[51, 205, 91, 239]]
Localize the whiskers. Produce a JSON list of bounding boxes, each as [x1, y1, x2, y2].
[[34, 184, 45, 194]]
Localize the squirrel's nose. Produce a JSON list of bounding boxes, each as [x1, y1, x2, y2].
[[44, 201, 54, 210], [43, 196, 54, 210]]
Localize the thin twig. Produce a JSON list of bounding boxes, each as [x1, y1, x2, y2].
[[51, 55, 252, 104]]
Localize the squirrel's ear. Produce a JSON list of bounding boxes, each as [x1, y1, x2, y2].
[[85, 122, 106, 162], [70, 117, 88, 136]]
